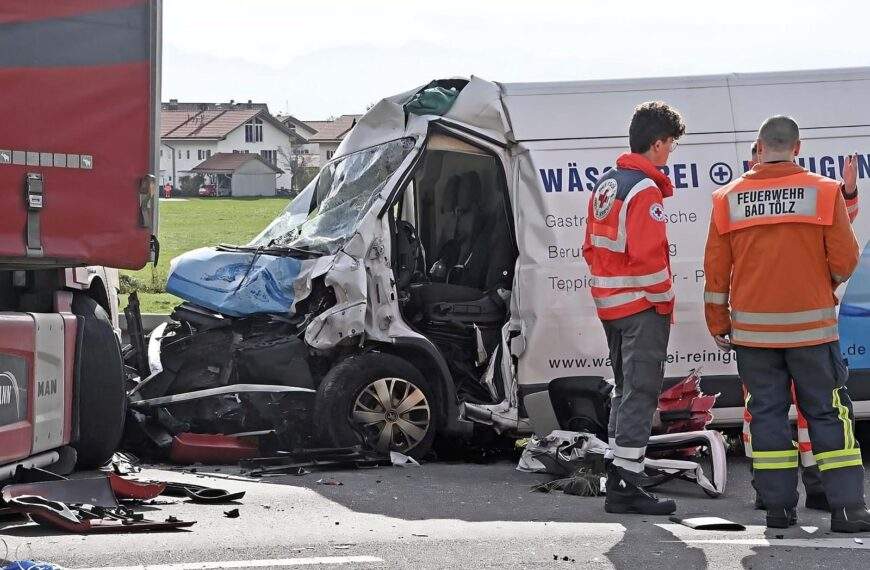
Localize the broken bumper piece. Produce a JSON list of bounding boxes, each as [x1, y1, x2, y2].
[[5, 496, 194, 533]]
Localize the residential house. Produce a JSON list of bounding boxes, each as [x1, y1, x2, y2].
[[295, 114, 363, 168], [159, 99, 304, 191], [191, 153, 283, 197]]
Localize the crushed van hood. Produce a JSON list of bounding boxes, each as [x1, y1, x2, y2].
[[165, 247, 332, 317]]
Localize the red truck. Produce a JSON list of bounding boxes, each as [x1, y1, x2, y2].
[[0, 0, 160, 478]]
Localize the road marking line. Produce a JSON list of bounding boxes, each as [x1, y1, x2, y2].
[[72, 556, 385, 570], [680, 538, 869, 550]]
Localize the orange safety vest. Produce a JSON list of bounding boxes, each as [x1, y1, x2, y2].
[[703, 162, 860, 348]]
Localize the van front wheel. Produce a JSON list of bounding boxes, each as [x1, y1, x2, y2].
[[314, 353, 437, 459]]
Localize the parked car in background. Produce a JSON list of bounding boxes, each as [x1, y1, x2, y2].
[[197, 184, 229, 197]]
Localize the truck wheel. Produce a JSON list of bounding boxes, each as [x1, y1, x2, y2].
[[71, 295, 126, 468], [314, 353, 437, 459]]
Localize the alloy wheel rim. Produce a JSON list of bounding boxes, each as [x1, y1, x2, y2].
[[351, 377, 431, 454]]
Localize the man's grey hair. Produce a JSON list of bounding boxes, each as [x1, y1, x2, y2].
[[758, 116, 800, 152]]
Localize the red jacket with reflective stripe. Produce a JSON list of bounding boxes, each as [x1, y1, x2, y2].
[[582, 153, 675, 320]]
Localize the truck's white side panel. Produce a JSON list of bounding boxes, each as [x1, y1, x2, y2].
[[30, 313, 65, 454]]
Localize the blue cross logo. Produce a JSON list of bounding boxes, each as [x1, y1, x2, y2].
[[709, 162, 733, 185]]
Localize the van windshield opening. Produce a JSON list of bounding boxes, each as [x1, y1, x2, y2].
[[250, 137, 415, 255]]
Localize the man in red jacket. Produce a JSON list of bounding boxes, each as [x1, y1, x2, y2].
[[582, 101, 685, 515]]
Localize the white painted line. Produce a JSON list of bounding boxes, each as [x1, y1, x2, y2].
[[681, 538, 870, 550], [72, 556, 384, 570]]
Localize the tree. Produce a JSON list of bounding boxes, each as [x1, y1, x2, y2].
[[278, 145, 318, 194]]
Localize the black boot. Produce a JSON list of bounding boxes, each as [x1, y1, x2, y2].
[[831, 506, 870, 533], [754, 493, 765, 510], [604, 464, 676, 515], [804, 493, 830, 511], [766, 507, 797, 529]]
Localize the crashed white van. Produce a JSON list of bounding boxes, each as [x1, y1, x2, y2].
[[155, 68, 870, 458]]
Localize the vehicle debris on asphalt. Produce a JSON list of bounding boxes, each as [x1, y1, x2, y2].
[[668, 515, 745, 531], [518, 370, 728, 498]]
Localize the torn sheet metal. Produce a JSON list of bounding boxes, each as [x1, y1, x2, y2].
[[1, 477, 118, 508], [460, 399, 532, 435], [147, 322, 167, 375], [129, 384, 314, 408]]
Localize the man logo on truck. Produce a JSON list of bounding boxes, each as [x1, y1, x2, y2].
[[37, 378, 57, 398]]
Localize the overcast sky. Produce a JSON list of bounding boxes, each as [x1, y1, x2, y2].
[[164, 0, 869, 120]]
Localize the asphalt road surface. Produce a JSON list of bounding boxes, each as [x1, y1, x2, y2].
[[2, 456, 869, 569]]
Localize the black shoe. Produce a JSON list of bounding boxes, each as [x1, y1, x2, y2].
[[754, 493, 765, 510], [766, 507, 797, 529], [604, 465, 676, 516], [805, 493, 830, 512], [831, 506, 870, 533]]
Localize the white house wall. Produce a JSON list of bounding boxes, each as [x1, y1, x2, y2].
[[231, 160, 277, 197], [220, 122, 294, 189], [159, 140, 219, 185]]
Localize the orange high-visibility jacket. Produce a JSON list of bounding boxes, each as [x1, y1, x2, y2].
[[582, 153, 674, 320], [703, 162, 860, 348]]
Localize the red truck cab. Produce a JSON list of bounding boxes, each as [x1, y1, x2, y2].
[[0, 0, 161, 478]]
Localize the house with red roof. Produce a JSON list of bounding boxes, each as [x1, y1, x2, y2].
[[159, 99, 304, 191]]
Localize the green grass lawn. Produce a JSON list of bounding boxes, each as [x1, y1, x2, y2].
[[122, 196, 289, 313]]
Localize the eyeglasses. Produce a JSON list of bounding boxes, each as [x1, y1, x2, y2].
[[669, 140, 679, 152]]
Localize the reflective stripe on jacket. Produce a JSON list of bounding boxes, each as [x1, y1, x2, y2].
[[583, 153, 674, 321], [703, 162, 860, 348], [844, 189, 859, 223]]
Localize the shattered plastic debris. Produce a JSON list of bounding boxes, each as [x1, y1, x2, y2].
[[1, 477, 119, 509], [169, 433, 260, 465], [1, 561, 63, 570], [668, 515, 745, 531], [4, 496, 195, 533], [107, 473, 166, 501], [389, 452, 420, 467], [223, 508, 240, 519], [161, 482, 245, 504], [316, 478, 344, 486]]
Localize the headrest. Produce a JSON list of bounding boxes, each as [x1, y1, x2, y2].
[[455, 172, 482, 211]]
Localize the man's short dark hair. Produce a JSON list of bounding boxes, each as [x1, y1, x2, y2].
[[629, 101, 686, 153], [758, 115, 799, 152]]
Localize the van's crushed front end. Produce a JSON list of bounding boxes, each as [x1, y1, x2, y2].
[[126, 136, 423, 455]]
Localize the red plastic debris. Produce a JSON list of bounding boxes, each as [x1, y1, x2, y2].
[[169, 433, 260, 465], [657, 369, 719, 434], [108, 473, 166, 500]]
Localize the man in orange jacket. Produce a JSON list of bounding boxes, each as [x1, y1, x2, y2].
[[740, 143, 861, 512], [583, 101, 685, 515], [704, 115, 867, 532]]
